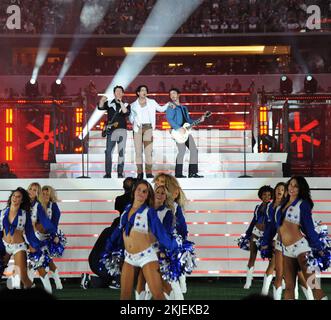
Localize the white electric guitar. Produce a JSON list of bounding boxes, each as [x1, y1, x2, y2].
[[170, 111, 212, 144]]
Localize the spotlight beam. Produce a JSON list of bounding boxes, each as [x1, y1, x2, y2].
[[81, 0, 203, 139], [31, 1, 74, 83], [31, 36, 55, 83], [57, 0, 112, 82]]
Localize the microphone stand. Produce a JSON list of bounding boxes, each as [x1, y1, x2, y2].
[[77, 96, 91, 179], [238, 86, 254, 178]]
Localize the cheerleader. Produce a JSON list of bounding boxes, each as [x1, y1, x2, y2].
[[260, 182, 286, 297], [239, 185, 273, 289], [261, 182, 314, 300], [153, 172, 167, 188], [37, 185, 65, 290], [269, 176, 328, 300], [27, 182, 59, 293], [0, 187, 41, 289], [155, 174, 191, 295], [105, 180, 179, 300], [135, 184, 177, 300]]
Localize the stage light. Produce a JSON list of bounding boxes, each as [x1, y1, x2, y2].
[[51, 80, 66, 98], [304, 74, 318, 93], [81, 0, 203, 139], [25, 80, 39, 97], [279, 75, 293, 94]]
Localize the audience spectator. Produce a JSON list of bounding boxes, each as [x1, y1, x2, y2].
[[1, 0, 330, 35], [0, 163, 17, 178]]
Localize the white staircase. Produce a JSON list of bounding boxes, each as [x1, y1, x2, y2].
[[50, 130, 287, 178]]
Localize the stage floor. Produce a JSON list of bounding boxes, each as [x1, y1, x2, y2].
[[1, 278, 330, 300]]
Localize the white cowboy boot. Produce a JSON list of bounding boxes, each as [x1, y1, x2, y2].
[[300, 285, 314, 300], [40, 274, 52, 294], [243, 267, 254, 289], [294, 277, 299, 299], [273, 285, 283, 300], [261, 274, 273, 295], [13, 274, 21, 289], [51, 269, 63, 289], [135, 290, 146, 300], [171, 281, 184, 300], [179, 275, 187, 293]]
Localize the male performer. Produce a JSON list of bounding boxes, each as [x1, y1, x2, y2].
[[129, 85, 168, 179], [166, 88, 205, 178], [98, 85, 130, 178]]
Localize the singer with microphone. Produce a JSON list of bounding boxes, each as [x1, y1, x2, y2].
[[97, 85, 130, 178]]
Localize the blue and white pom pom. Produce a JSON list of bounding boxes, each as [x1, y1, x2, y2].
[[260, 247, 273, 260], [237, 235, 250, 251], [179, 240, 197, 274], [28, 249, 52, 270], [158, 237, 197, 282], [315, 222, 331, 247], [48, 230, 67, 258], [99, 250, 123, 276], [306, 248, 331, 273], [306, 222, 331, 272], [159, 253, 182, 283]]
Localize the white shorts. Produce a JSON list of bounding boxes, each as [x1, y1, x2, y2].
[[275, 239, 282, 252], [35, 231, 50, 241], [3, 241, 27, 255], [252, 226, 264, 238], [282, 238, 311, 258], [124, 243, 159, 268]]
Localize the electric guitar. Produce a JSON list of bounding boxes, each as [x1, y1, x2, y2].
[[101, 122, 119, 137], [170, 111, 212, 144]]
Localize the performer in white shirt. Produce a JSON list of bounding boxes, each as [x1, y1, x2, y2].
[[129, 85, 168, 179]]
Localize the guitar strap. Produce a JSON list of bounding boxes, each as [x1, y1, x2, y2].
[[107, 103, 121, 125], [180, 105, 188, 125]]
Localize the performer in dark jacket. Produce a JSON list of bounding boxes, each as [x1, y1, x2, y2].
[[98, 85, 130, 178]]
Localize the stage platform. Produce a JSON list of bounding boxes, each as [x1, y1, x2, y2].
[[0, 178, 330, 279], [50, 130, 288, 178]]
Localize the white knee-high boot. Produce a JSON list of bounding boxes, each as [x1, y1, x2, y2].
[[144, 283, 152, 300], [6, 276, 13, 289], [244, 267, 254, 289], [282, 279, 286, 289], [164, 292, 171, 300], [294, 277, 299, 299], [300, 285, 314, 300], [261, 274, 273, 295], [40, 274, 52, 294], [179, 275, 187, 293], [28, 268, 35, 283], [135, 290, 146, 300], [171, 281, 184, 300], [51, 269, 63, 289], [13, 274, 21, 289], [273, 285, 283, 300]]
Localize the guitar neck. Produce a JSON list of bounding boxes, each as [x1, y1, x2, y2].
[[187, 117, 203, 130]]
